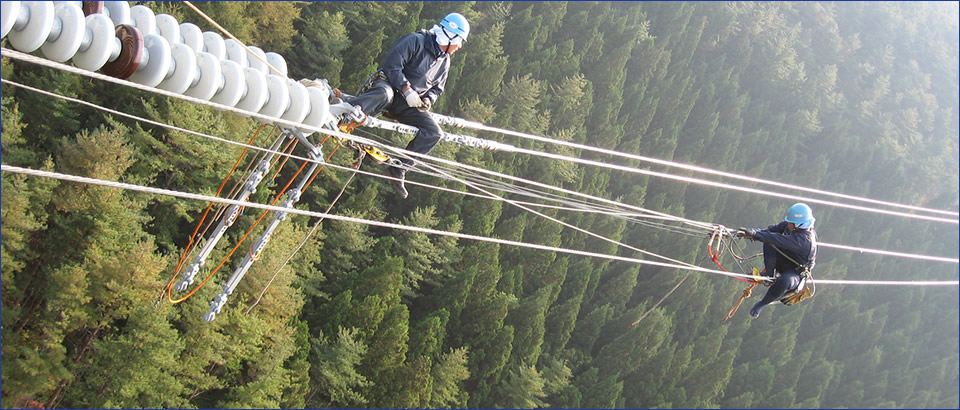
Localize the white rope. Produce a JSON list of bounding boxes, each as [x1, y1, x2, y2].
[[817, 242, 959, 263], [145, 0, 960, 223], [6, 75, 956, 265], [0, 164, 753, 280], [4, 47, 956, 227], [433, 114, 960, 218], [3, 77, 692, 237], [397, 146, 708, 271], [497, 145, 959, 225], [4, 165, 958, 287]]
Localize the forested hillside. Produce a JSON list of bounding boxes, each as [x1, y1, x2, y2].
[[2, 2, 957, 408]]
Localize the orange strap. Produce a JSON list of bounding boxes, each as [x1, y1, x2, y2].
[[723, 283, 757, 323], [708, 229, 754, 284]]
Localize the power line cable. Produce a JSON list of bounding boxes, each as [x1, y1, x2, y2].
[[4, 164, 957, 287], [4, 47, 956, 226], [5, 75, 955, 265], [433, 114, 960, 218]]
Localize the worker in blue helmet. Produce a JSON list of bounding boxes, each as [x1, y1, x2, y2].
[[736, 203, 818, 318], [341, 12, 470, 199]]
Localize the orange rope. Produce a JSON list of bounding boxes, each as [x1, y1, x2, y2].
[[268, 137, 300, 183], [168, 146, 315, 304], [211, 127, 281, 224], [162, 124, 268, 301], [708, 229, 756, 284], [304, 141, 340, 189], [723, 283, 757, 323]]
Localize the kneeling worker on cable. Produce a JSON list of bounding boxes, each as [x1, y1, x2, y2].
[[736, 203, 819, 318], [340, 12, 471, 199]]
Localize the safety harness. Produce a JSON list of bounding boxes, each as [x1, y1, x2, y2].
[[771, 245, 816, 306], [723, 234, 815, 322]]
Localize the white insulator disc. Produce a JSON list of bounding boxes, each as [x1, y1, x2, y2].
[[1, 1, 21, 38], [265, 52, 287, 77], [72, 12, 114, 71], [179, 22, 202, 52], [128, 33, 171, 87], [210, 59, 244, 108], [201, 31, 225, 60], [246, 45, 267, 73], [129, 5, 156, 35], [280, 79, 309, 124], [8, 1, 54, 53], [258, 74, 289, 122], [157, 42, 196, 93], [223, 39, 247, 67], [40, 2, 84, 62], [184, 51, 221, 101], [103, 1, 130, 26], [155, 14, 179, 45], [300, 85, 332, 135], [235, 67, 268, 116], [53, 1, 81, 7]]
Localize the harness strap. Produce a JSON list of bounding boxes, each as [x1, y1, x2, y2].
[[357, 70, 389, 95]]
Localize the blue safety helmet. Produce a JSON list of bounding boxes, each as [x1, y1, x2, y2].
[[784, 203, 815, 229], [439, 12, 470, 41]]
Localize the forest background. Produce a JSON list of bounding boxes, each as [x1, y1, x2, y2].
[[1, 1, 958, 408]]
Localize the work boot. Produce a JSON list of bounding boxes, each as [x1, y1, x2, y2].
[[749, 302, 764, 318], [385, 166, 408, 199]]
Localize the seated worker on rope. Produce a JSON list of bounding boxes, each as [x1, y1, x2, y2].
[[737, 203, 818, 318], [339, 12, 470, 199]]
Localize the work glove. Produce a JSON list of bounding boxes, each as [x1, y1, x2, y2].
[[403, 88, 424, 108], [418, 97, 433, 112], [736, 227, 758, 240]]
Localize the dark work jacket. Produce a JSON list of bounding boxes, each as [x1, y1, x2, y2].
[[381, 30, 450, 105], [753, 221, 818, 273]]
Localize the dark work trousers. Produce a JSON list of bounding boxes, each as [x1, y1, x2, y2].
[[754, 241, 801, 309], [756, 270, 801, 308], [343, 79, 442, 167]]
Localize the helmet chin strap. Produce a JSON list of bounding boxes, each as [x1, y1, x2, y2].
[[430, 25, 451, 46]]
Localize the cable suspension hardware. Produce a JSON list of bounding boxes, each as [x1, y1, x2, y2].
[[205, 135, 325, 322]]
